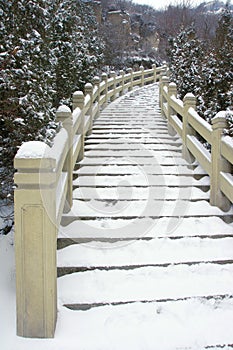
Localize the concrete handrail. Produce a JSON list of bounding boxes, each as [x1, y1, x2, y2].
[[160, 75, 233, 211], [13, 64, 166, 339]]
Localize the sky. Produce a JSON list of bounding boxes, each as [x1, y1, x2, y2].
[[132, 0, 207, 10]]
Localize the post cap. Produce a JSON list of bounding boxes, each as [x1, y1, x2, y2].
[[84, 83, 93, 95], [93, 76, 100, 85], [101, 73, 108, 80], [183, 93, 196, 107], [212, 111, 228, 130], [56, 105, 72, 121], [161, 76, 169, 84], [73, 90, 84, 100]]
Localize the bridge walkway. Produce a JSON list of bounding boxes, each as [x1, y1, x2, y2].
[[57, 83, 233, 349]]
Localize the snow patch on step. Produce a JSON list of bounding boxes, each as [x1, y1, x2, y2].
[[63, 199, 232, 218], [58, 216, 233, 239], [56, 298, 233, 349], [57, 236, 233, 268], [58, 263, 233, 305]]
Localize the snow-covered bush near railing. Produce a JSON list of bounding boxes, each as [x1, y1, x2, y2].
[[225, 111, 233, 137]]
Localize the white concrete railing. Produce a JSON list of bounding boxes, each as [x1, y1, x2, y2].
[[13, 64, 165, 339], [160, 75, 233, 212]]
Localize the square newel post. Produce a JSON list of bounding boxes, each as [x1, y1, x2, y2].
[[140, 65, 144, 87], [119, 70, 125, 96], [210, 112, 232, 211], [159, 65, 167, 81], [73, 91, 85, 161], [14, 141, 57, 338], [127, 68, 133, 91], [159, 76, 169, 116], [101, 73, 108, 106], [110, 71, 116, 101], [167, 82, 178, 136], [93, 76, 100, 118], [84, 82, 94, 135], [56, 105, 73, 209], [182, 93, 196, 163], [152, 64, 157, 82]]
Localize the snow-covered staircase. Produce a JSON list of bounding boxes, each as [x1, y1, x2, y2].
[[57, 84, 233, 349]]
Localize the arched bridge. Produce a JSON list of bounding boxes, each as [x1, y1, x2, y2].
[[14, 66, 233, 347]]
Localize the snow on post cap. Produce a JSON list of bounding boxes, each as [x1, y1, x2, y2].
[[85, 82, 93, 87], [93, 76, 100, 84], [212, 111, 228, 128], [73, 91, 84, 97], [184, 93, 195, 99], [57, 105, 71, 114], [16, 141, 49, 159], [215, 111, 227, 119]]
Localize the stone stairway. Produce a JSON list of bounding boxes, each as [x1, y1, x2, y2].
[[57, 84, 233, 349]]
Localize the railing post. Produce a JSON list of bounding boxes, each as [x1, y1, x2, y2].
[[73, 91, 85, 161], [159, 76, 169, 117], [85, 82, 94, 135], [159, 65, 167, 80], [182, 93, 196, 163], [152, 64, 157, 82], [56, 105, 73, 209], [110, 71, 116, 101], [101, 72, 108, 106], [14, 142, 57, 338], [210, 112, 231, 211], [167, 82, 177, 136], [119, 70, 125, 96], [127, 68, 133, 91], [93, 76, 100, 118], [140, 65, 144, 87]]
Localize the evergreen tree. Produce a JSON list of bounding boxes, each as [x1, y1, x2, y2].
[[167, 26, 203, 100], [0, 0, 104, 217], [49, 0, 104, 106], [199, 5, 233, 121], [0, 0, 57, 207]]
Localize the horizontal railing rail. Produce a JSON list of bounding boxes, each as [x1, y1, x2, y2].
[[13, 64, 166, 339], [160, 74, 233, 212]]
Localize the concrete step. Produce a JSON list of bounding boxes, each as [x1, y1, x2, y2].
[[92, 124, 168, 129], [74, 164, 203, 174], [63, 294, 233, 312], [57, 237, 233, 271], [78, 157, 196, 166], [73, 174, 210, 187], [84, 144, 182, 151], [61, 199, 232, 224], [85, 139, 182, 145], [55, 296, 233, 348], [59, 216, 233, 240], [58, 263, 233, 305], [72, 186, 209, 200]]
